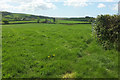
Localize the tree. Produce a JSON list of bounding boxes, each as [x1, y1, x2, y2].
[[89, 17, 95, 23], [53, 18, 56, 23], [37, 18, 40, 23], [85, 16, 91, 18], [45, 18, 48, 23], [14, 17, 20, 21], [2, 19, 9, 24]]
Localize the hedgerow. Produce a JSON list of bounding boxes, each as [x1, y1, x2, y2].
[[2, 19, 9, 24], [94, 15, 120, 51]]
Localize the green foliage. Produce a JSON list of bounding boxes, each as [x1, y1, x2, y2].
[[89, 17, 95, 23], [64, 17, 93, 22], [45, 18, 48, 22], [2, 19, 9, 24], [53, 18, 56, 23], [95, 15, 120, 51], [4, 15, 11, 19], [37, 18, 40, 23]]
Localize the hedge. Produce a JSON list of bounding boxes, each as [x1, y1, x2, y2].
[[94, 15, 120, 51], [2, 19, 9, 24]]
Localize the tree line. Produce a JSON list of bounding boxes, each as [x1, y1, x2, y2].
[[2, 18, 56, 24]]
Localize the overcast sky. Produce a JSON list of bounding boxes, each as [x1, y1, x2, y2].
[[0, 0, 119, 17]]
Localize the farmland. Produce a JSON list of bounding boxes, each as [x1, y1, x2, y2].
[[2, 23, 118, 78]]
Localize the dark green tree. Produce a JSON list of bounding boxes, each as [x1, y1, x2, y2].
[[53, 18, 56, 23], [45, 18, 48, 23], [89, 17, 95, 23], [37, 18, 40, 23], [2, 19, 9, 24]]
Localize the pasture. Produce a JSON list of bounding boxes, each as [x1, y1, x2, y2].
[[2, 23, 118, 78]]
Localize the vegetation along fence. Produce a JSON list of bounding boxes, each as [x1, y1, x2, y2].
[[94, 15, 120, 51]]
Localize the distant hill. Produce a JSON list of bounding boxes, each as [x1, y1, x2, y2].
[[0, 11, 53, 21], [0, 11, 94, 22]]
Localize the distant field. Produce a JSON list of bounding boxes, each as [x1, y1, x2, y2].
[[9, 20, 37, 24], [1, 19, 90, 24], [56, 19, 90, 24], [2, 23, 118, 78]]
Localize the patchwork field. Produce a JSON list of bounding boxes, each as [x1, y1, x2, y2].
[[2, 23, 118, 78]]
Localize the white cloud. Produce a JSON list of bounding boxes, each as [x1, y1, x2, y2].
[[63, 0, 117, 7], [64, 0, 88, 7], [112, 4, 118, 11], [103, 0, 113, 2], [52, 0, 119, 2], [98, 3, 106, 8], [45, 0, 60, 2], [0, 0, 56, 13]]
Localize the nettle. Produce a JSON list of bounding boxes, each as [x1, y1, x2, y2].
[[94, 15, 120, 51]]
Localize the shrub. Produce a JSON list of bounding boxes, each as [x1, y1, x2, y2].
[[53, 18, 56, 23], [37, 19, 40, 23], [2, 19, 9, 24], [37, 18, 40, 23], [89, 17, 95, 23], [94, 15, 120, 51]]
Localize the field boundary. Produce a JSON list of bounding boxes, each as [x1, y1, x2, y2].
[[2, 22, 91, 25], [59, 23, 91, 25]]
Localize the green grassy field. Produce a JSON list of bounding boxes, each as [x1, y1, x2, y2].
[[2, 23, 118, 78], [56, 19, 90, 24], [1, 19, 45, 24], [9, 20, 37, 24], [0, 19, 90, 24]]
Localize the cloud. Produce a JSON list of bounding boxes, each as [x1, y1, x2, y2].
[[0, 0, 56, 13], [98, 3, 106, 8], [112, 4, 118, 11], [55, 0, 118, 2], [63, 0, 118, 7], [64, 0, 89, 7], [103, 0, 113, 2], [45, 0, 60, 2]]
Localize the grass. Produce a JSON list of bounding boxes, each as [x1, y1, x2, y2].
[[56, 19, 90, 23], [2, 23, 118, 78], [9, 20, 37, 23], [1, 19, 48, 24], [1, 19, 90, 24]]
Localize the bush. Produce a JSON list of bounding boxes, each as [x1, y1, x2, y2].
[[37, 18, 40, 23], [53, 18, 56, 23], [94, 15, 120, 51], [89, 17, 95, 23], [2, 19, 9, 24], [37, 19, 40, 23]]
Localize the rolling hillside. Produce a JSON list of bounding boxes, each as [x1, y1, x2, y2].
[[1, 11, 53, 21], [1, 11, 93, 22]]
